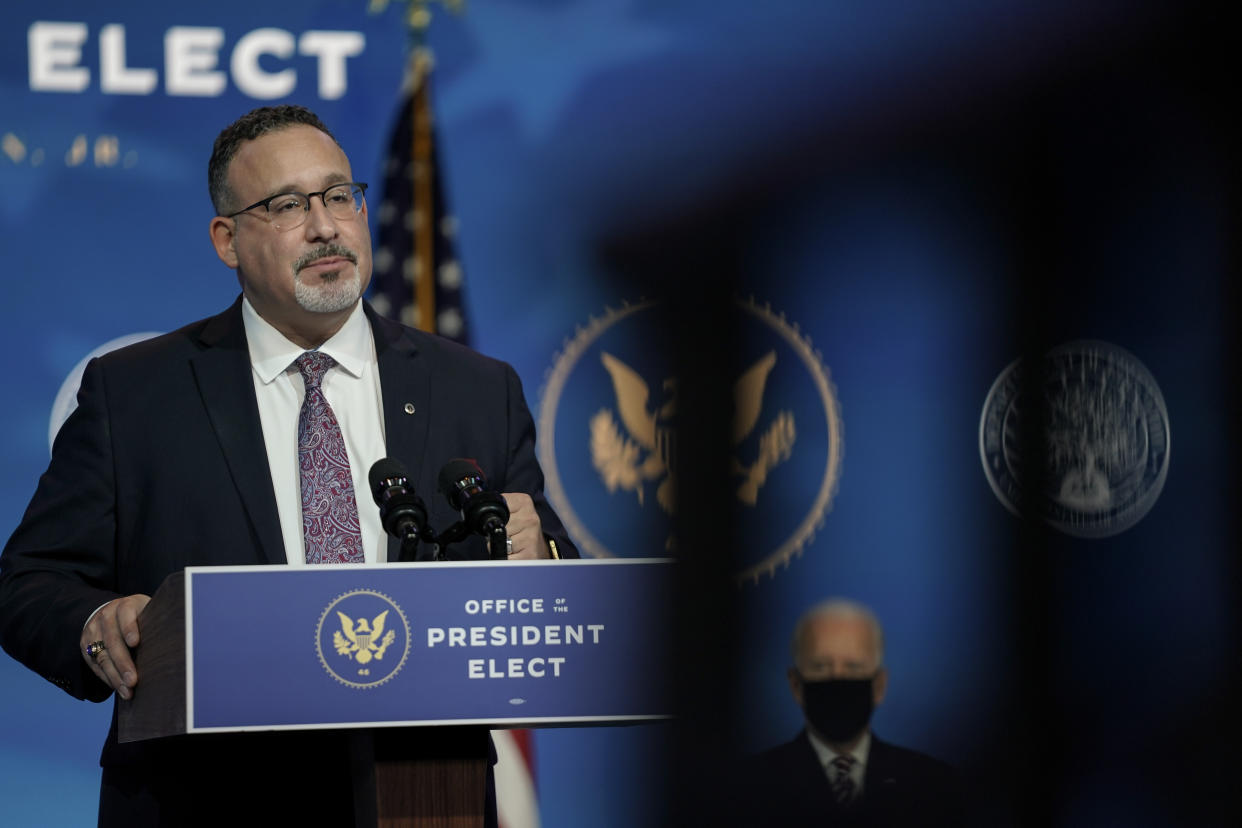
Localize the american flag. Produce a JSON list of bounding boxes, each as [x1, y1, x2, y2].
[[494, 728, 540, 828], [370, 54, 540, 828], [369, 53, 469, 344]]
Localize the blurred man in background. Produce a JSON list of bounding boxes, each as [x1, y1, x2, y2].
[[737, 599, 964, 826]]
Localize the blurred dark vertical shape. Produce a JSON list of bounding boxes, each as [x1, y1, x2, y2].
[[1225, 63, 1242, 828], [665, 226, 742, 828], [1158, 10, 1242, 825], [1227, 23, 1242, 828], [598, 213, 744, 827], [1192, 6, 1242, 825], [1005, 107, 1059, 828]]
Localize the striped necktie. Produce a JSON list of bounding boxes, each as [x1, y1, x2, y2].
[[830, 755, 857, 806]]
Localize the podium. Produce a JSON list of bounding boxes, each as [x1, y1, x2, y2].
[[118, 559, 673, 828]]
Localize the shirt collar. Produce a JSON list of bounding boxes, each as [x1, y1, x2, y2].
[[241, 297, 372, 383], [807, 726, 872, 771]]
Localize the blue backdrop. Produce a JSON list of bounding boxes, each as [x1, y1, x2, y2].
[[2, 2, 1236, 826]]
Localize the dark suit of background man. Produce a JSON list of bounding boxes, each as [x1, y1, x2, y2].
[[0, 105, 577, 827], [736, 599, 964, 827]]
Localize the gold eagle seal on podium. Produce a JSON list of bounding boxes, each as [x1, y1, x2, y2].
[[316, 590, 411, 688]]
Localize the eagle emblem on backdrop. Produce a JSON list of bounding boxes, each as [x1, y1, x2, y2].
[[979, 340, 1171, 538], [316, 590, 411, 688], [538, 297, 842, 584], [591, 350, 796, 515]]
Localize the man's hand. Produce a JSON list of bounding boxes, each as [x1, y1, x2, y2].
[[501, 493, 550, 559], [80, 594, 150, 700]]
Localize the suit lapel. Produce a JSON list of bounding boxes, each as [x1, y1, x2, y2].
[[791, 731, 842, 814], [863, 734, 901, 801], [367, 305, 430, 562], [190, 298, 286, 565]]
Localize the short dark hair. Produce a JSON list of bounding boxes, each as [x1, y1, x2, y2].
[[208, 105, 340, 215]]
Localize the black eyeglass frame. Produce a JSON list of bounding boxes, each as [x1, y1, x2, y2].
[[224, 182, 369, 228]]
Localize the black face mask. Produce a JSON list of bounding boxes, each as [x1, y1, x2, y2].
[[799, 675, 876, 743]]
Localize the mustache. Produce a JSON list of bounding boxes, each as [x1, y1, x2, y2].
[[294, 244, 358, 274]]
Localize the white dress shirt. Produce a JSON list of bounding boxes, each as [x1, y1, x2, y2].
[[242, 297, 388, 565]]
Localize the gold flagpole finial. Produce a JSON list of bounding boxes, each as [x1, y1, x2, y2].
[[368, 0, 466, 36]]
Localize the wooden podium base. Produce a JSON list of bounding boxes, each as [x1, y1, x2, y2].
[[375, 757, 486, 828], [351, 726, 489, 828]]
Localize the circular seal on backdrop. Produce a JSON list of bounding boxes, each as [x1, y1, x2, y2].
[[979, 340, 1170, 538], [537, 297, 843, 585], [316, 590, 411, 689], [48, 331, 164, 455]]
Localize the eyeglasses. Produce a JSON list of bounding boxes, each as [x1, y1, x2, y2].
[[225, 182, 368, 231]]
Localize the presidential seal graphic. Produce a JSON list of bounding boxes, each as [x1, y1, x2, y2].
[[316, 590, 411, 688], [979, 340, 1170, 538], [538, 297, 843, 584]]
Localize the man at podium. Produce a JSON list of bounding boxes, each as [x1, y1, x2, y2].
[[0, 104, 577, 826]]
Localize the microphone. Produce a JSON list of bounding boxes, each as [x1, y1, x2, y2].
[[368, 458, 431, 561], [437, 459, 510, 559]]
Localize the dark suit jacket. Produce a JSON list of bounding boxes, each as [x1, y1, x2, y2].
[[733, 730, 966, 827], [0, 298, 577, 825]]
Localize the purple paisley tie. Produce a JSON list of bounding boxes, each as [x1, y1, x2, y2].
[[295, 351, 363, 564]]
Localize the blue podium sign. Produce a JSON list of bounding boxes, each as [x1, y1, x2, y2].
[[183, 559, 674, 733]]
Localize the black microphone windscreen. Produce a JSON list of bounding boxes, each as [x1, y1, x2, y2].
[[437, 458, 486, 495], [369, 457, 409, 497]]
